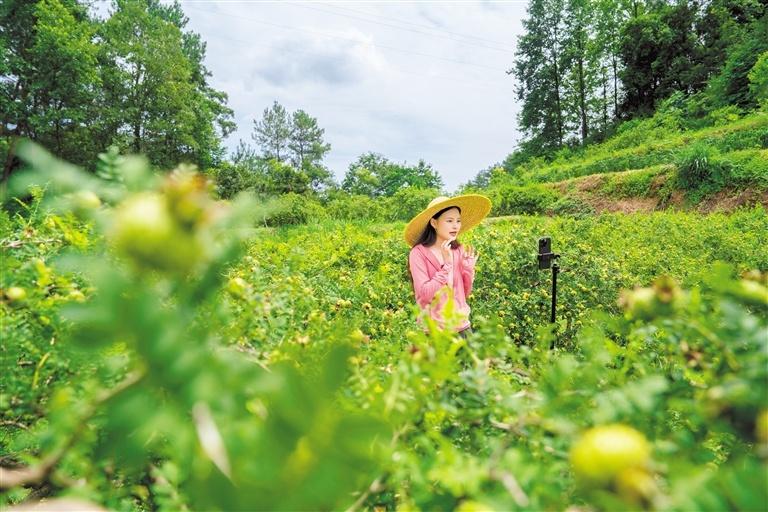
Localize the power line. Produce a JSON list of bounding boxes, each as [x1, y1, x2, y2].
[[184, 5, 504, 72], [285, 1, 516, 54], [312, 1, 519, 51], [199, 28, 509, 91]]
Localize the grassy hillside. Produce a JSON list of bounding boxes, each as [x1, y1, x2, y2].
[[476, 113, 768, 217]]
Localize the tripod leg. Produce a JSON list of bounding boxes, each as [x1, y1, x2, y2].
[[549, 263, 559, 349]]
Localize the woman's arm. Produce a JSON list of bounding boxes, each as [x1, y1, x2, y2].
[[409, 250, 452, 307], [460, 246, 476, 299]]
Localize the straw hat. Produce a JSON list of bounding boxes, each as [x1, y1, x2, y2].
[[403, 194, 492, 247]]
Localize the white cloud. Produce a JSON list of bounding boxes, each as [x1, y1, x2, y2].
[[178, 0, 527, 191]]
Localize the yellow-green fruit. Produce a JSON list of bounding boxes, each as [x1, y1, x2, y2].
[[735, 280, 768, 306], [68, 290, 86, 302], [110, 193, 201, 274], [757, 409, 768, 444], [227, 277, 248, 297], [5, 286, 27, 302], [73, 190, 101, 211], [652, 275, 681, 304], [570, 424, 651, 486], [615, 467, 657, 503], [619, 287, 656, 319], [455, 500, 493, 512], [350, 328, 369, 344]]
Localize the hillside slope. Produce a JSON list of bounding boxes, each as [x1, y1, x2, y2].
[[481, 114, 768, 216]]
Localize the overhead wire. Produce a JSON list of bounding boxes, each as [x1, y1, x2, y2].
[[184, 5, 505, 72], [285, 1, 516, 54], [311, 1, 519, 50]]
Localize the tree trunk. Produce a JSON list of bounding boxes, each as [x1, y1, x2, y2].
[[612, 54, 619, 119], [577, 35, 589, 144], [1, 134, 19, 200], [132, 64, 143, 154], [602, 66, 608, 135], [552, 47, 564, 147]]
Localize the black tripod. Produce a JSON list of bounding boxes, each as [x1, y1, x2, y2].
[[537, 237, 561, 346]]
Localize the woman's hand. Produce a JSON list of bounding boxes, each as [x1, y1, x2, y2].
[[440, 239, 454, 266], [462, 244, 478, 267]]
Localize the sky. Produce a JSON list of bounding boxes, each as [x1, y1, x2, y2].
[[173, 0, 528, 192]]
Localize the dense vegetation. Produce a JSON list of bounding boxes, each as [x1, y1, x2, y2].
[[2, 0, 768, 510], [510, 0, 767, 154], [1, 144, 767, 510]]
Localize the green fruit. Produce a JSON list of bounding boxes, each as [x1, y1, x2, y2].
[[68, 290, 86, 302], [615, 467, 657, 503], [73, 190, 101, 210], [5, 286, 27, 302], [735, 280, 768, 306], [110, 193, 202, 274], [350, 328, 369, 344], [757, 409, 768, 444], [227, 277, 248, 297], [619, 287, 656, 319], [652, 275, 681, 304], [570, 424, 650, 486], [456, 500, 493, 512]]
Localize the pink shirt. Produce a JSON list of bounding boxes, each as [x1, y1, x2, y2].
[[408, 243, 476, 332]]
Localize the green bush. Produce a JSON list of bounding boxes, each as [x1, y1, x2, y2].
[[492, 184, 560, 215], [675, 143, 727, 192], [546, 195, 596, 217], [324, 192, 385, 222], [717, 149, 768, 188], [599, 166, 669, 198], [749, 51, 768, 111], [211, 162, 245, 199], [261, 192, 328, 226], [708, 105, 743, 126], [381, 187, 440, 222]]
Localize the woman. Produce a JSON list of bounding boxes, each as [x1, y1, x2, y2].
[[404, 194, 492, 338]]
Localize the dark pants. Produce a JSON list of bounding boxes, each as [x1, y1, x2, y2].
[[457, 326, 473, 339]]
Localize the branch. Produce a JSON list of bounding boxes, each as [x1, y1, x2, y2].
[[344, 426, 406, 512], [344, 476, 384, 512], [490, 469, 530, 508], [486, 423, 530, 508], [0, 420, 29, 430], [0, 371, 144, 491]]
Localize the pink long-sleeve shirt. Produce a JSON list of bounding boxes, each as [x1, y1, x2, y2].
[[408, 243, 475, 332]]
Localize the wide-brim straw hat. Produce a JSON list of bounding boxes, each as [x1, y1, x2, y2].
[[403, 194, 492, 247]]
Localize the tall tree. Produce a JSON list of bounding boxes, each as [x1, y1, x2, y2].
[[1, 0, 233, 175], [619, 2, 704, 116], [563, 0, 596, 144], [288, 109, 331, 170], [250, 103, 334, 192], [161, 1, 235, 169], [252, 100, 291, 162], [341, 153, 382, 197], [1, 0, 99, 174], [697, 0, 765, 87], [592, 0, 632, 129], [288, 109, 333, 191], [99, 0, 233, 170], [513, 0, 567, 154], [707, 9, 768, 108]]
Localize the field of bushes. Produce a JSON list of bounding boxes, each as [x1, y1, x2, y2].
[[1, 143, 767, 510]]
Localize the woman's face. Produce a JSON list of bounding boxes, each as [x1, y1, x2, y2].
[[430, 207, 461, 242]]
